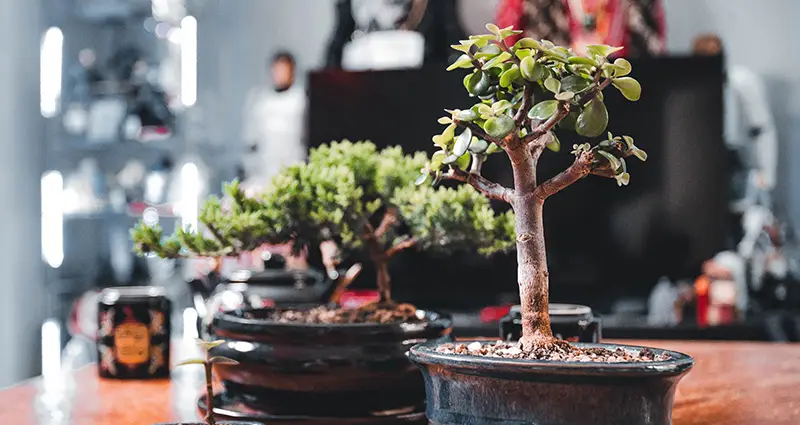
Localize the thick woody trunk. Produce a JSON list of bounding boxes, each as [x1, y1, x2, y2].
[[375, 259, 392, 304], [509, 147, 554, 349]]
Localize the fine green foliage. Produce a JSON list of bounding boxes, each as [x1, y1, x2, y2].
[[422, 24, 647, 187], [131, 140, 513, 303], [393, 185, 515, 255]]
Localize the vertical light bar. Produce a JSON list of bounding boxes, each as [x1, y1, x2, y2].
[[40, 27, 63, 118], [182, 308, 199, 340], [180, 16, 197, 107], [41, 171, 64, 268], [180, 162, 199, 231], [41, 319, 62, 388]]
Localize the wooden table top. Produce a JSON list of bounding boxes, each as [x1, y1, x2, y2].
[[1, 340, 798, 425]]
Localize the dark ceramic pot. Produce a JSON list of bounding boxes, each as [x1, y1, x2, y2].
[[208, 307, 452, 418], [409, 340, 693, 425]]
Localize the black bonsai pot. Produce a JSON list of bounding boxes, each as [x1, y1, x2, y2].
[[409, 340, 693, 425], [207, 307, 452, 419]]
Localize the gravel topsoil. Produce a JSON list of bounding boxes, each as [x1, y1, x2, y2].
[[436, 341, 672, 363]]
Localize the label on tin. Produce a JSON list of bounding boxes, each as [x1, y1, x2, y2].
[[114, 322, 150, 365]]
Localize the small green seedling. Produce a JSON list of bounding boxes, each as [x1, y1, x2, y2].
[[177, 339, 238, 425]]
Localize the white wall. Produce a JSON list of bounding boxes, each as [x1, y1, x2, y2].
[[0, 0, 46, 387], [664, 0, 800, 229]]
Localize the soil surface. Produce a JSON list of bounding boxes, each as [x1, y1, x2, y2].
[[242, 303, 422, 324], [436, 341, 671, 363]]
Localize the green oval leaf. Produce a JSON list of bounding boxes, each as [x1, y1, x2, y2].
[[486, 23, 501, 36], [612, 58, 632, 76], [477, 103, 494, 119], [633, 148, 648, 162], [615, 172, 630, 186], [520, 56, 545, 82], [544, 77, 561, 94], [492, 99, 513, 114], [612, 77, 641, 101], [560, 75, 592, 93], [464, 72, 481, 95], [483, 51, 512, 69], [415, 173, 429, 186], [558, 111, 579, 131], [499, 65, 522, 88], [545, 132, 561, 152], [528, 100, 558, 120], [455, 109, 478, 122], [442, 154, 459, 164], [484, 115, 515, 138], [622, 135, 635, 150], [468, 138, 489, 153], [432, 135, 446, 148], [454, 128, 472, 157], [209, 356, 239, 365], [177, 359, 206, 367], [472, 71, 492, 96], [515, 49, 532, 60], [586, 44, 623, 58], [197, 339, 225, 350], [576, 99, 608, 137], [554, 91, 574, 101], [450, 43, 473, 54], [597, 150, 621, 171], [431, 150, 446, 168], [567, 56, 598, 66], [447, 54, 474, 71], [437, 116, 453, 124], [474, 44, 502, 60], [486, 143, 502, 154], [442, 123, 456, 146], [454, 152, 471, 170], [514, 38, 540, 49]]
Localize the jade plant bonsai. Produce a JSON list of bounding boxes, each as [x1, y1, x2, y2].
[[177, 339, 238, 425], [417, 24, 647, 351], [132, 140, 513, 322]]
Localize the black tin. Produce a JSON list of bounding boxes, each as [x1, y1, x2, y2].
[[499, 303, 602, 342], [97, 286, 171, 379]]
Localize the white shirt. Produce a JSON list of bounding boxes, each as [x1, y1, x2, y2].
[[242, 84, 307, 187]]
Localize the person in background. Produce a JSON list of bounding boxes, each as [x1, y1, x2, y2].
[[242, 51, 307, 192], [495, 0, 666, 57]]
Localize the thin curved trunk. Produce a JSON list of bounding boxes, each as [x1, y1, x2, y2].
[[509, 147, 553, 348], [375, 259, 392, 304]]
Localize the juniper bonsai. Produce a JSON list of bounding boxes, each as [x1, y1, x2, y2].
[[419, 24, 647, 350], [132, 141, 513, 319]]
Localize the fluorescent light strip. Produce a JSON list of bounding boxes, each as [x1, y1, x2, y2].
[[180, 16, 197, 107], [40, 27, 63, 118], [41, 171, 64, 268]]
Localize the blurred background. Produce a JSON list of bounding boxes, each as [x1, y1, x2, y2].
[[2, 0, 800, 386]]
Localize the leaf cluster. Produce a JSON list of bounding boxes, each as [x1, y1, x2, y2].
[[424, 24, 646, 187], [132, 140, 514, 260]]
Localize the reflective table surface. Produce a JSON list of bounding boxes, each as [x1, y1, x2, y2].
[[1, 340, 799, 425]]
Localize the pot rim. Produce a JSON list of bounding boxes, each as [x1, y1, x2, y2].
[[213, 306, 452, 331], [408, 340, 693, 378]]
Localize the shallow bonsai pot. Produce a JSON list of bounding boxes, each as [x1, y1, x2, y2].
[[409, 340, 693, 425], [208, 307, 452, 418]]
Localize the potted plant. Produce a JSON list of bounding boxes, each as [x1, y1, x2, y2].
[[132, 141, 513, 422], [406, 24, 693, 425], [160, 339, 257, 425]]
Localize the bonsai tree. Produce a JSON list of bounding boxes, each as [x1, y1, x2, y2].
[[177, 339, 238, 425], [417, 24, 647, 350], [132, 141, 513, 319]]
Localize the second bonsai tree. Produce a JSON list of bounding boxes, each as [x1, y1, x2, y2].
[[133, 140, 513, 322], [416, 24, 648, 353]]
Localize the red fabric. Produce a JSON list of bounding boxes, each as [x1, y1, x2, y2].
[[496, 0, 525, 44]]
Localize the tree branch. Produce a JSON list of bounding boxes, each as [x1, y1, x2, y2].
[[577, 78, 613, 106], [521, 101, 570, 146], [514, 83, 534, 126], [534, 151, 593, 200], [374, 208, 398, 239], [386, 238, 417, 258], [453, 119, 502, 147], [441, 168, 515, 204]]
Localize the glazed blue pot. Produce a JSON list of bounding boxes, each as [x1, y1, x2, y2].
[[409, 341, 693, 425]]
